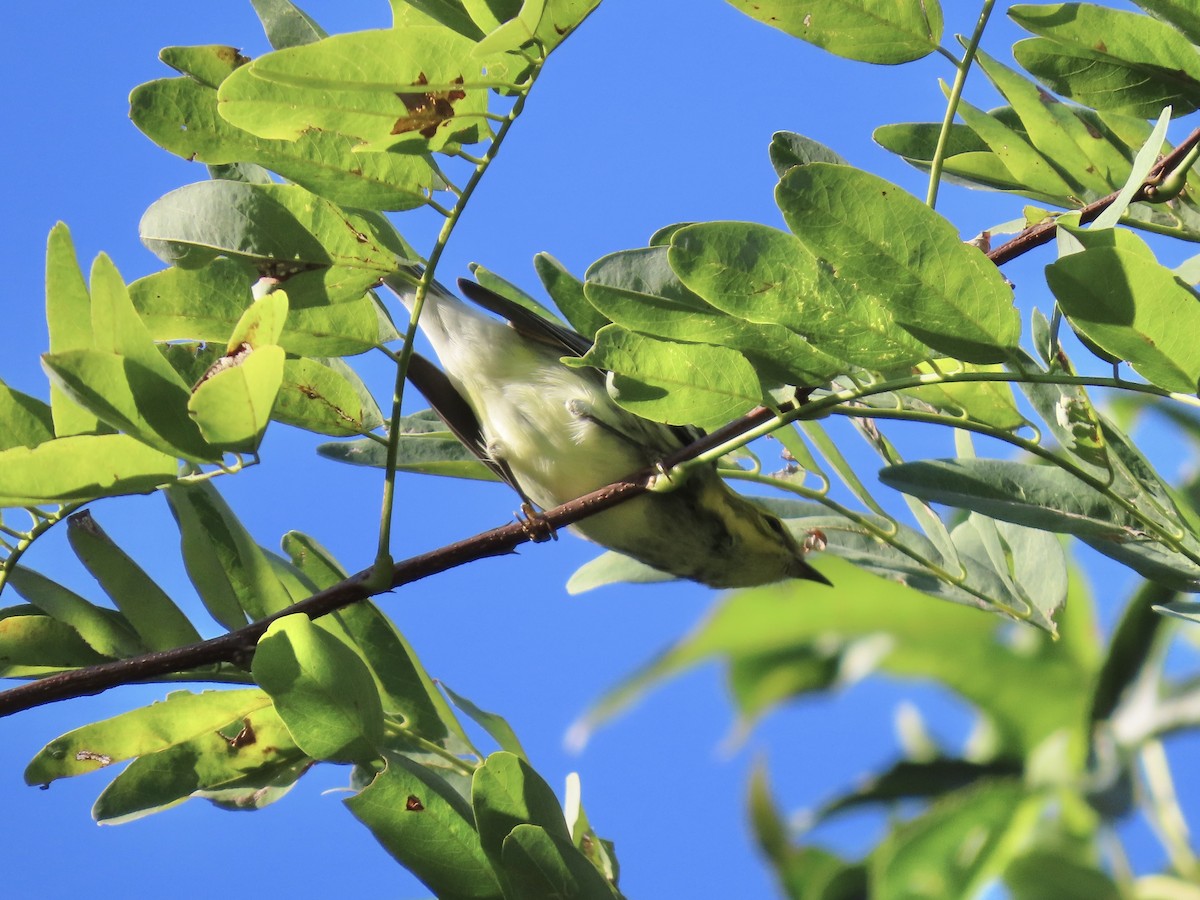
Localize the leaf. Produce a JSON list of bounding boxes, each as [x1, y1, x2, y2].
[[252, 613, 384, 763], [0, 612, 109, 671], [870, 781, 1041, 900], [472, 752, 571, 865], [41, 348, 217, 462], [1010, 3, 1200, 117], [158, 43, 248, 88], [566, 550, 675, 593], [165, 480, 294, 626], [316, 434, 500, 480], [572, 560, 1094, 757], [66, 510, 201, 651], [0, 434, 178, 508], [139, 180, 413, 273], [901, 362, 1025, 430], [769, 131, 849, 178], [0, 379, 55, 450], [217, 27, 508, 153], [1046, 233, 1200, 393], [130, 259, 389, 358], [588, 243, 848, 382], [250, 0, 328, 49], [24, 688, 272, 784], [1003, 851, 1122, 900], [776, 164, 1019, 363], [93, 704, 307, 824], [727, 0, 943, 65], [880, 458, 1141, 539], [188, 344, 285, 451], [272, 356, 382, 436], [1133, 0, 1200, 46], [131, 74, 438, 211], [45, 223, 104, 436], [534, 252, 608, 340], [442, 685, 528, 759], [498, 824, 619, 899], [346, 754, 504, 900], [568, 325, 761, 429]]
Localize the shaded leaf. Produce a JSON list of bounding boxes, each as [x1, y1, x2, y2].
[[347, 753, 504, 900], [1011, 3, 1200, 117], [252, 613, 384, 763], [0, 379, 55, 451], [66, 510, 201, 651]]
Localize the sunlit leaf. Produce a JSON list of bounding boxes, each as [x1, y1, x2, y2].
[[728, 0, 943, 64]]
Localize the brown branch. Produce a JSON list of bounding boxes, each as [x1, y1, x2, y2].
[[0, 402, 799, 718], [987, 126, 1200, 267]]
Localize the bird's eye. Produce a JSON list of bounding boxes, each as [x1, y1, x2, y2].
[[765, 517, 789, 538]]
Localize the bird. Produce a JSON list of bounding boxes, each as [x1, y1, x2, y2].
[[386, 273, 829, 589]]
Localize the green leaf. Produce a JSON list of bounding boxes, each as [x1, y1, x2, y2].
[[188, 344, 286, 450], [131, 74, 438, 211], [165, 480, 294, 626], [879, 458, 1138, 539], [0, 434, 177, 508], [1011, 3, 1200, 117], [749, 763, 868, 900], [252, 613, 384, 763], [870, 781, 1041, 900], [1133, 0, 1200, 46], [727, 0, 943, 64], [573, 560, 1095, 757], [272, 356, 383, 436], [566, 550, 674, 593], [130, 260, 390, 357], [316, 434, 501, 480], [346, 754, 504, 900], [41, 348, 217, 462], [472, 752, 571, 863], [24, 688, 272, 784], [776, 164, 1019, 363], [769, 131, 849, 178], [443, 685, 528, 759], [6, 565, 145, 661], [139, 180, 413, 272], [217, 27, 509, 152], [159, 44, 248, 88], [469, 262, 565, 326], [0, 379, 55, 450], [45, 223, 104, 436], [568, 325, 761, 429], [92, 703, 306, 824], [1046, 234, 1200, 393], [250, 0, 328, 49], [973, 49, 1114, 197], [65, 510, 201, 651], [535, 252, 608, 340], [1004, 850, 1122, 900], [591, 243, 850, 382], [901, 362, 1025, 430], [0, 611, 109, 671], [392, 0, 487, 39], [500, 824, 618, 899]]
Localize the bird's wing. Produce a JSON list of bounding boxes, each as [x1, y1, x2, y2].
[[405, 351, 527, 497]]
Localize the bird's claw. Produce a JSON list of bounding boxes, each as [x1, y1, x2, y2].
[[517, 502, 557, 543]]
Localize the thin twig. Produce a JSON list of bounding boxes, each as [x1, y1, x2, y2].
[[987, 126, 1200, 266]]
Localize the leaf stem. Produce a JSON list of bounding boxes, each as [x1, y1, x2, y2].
[[0, 503, 81, 597], [926, 0, 996, 208], [373, 70, 540, 578]]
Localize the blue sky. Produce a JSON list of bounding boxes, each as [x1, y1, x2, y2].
[[0, 2, 1192, 897]]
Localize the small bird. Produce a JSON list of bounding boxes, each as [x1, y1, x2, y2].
[[388, 274, 829, 589]]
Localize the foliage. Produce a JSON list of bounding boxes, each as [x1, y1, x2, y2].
[[2, 0, 1200, 896]]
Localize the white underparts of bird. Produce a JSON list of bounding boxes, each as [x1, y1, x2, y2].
[[387, 273, 829, 589]]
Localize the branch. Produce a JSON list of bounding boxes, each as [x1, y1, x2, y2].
[[0, 401, 797, 718], [987, 126, 1200, 267]]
